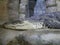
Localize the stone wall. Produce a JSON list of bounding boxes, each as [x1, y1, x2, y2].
[[56, 0, 60, 11], [0, 0, 8, 24], [46, 0, 60, 13], [19, 0, 28, 20], [8, 0, 19, 22], [0, 0, 60, 23], [28, 0, 36, 17]]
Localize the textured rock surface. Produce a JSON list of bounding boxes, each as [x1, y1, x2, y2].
[[42, 12, 60, 28], [33, 0, 46, 16], [21, 32, 60, 45], [25, 0, 60, 29], [27, 0, 36, 17], [46, 0, 57, 13], [0, 0, 8, 24], [8, 0, 19, 22], [0, 29, 60, 45], [27, 12, 60, 29]]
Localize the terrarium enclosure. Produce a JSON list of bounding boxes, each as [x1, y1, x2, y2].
[[1, 0, 60, 45]]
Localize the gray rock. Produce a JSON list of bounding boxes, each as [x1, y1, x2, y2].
[[43, 12, 60, 29], [27, 12, 60, 29], [1, 30, 60, 45], [33, 0, 46, 16], [16, 32, 60, 45], [8, 0, 19, 22]]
